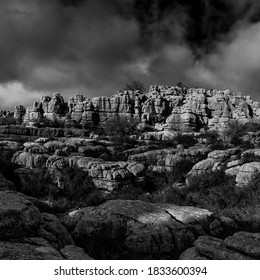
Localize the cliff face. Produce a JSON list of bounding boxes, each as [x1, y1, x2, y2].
[[17, 84, 260, 131]]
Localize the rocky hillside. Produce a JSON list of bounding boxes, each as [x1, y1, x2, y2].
[[14, 84, 260, 132], [0, 83, 260, 260]]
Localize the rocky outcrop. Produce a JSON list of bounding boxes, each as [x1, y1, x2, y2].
[[235, 162, 260, 187], [20, 83, 260, 132], [14, 105, 26, 123], [185, 148, 242, 186], [128, 148, 176, 166], [0, 191, 41, 239], [38, 213, 74, 250], [71, 159, 146, 191], [165, 146, 211, 171], [70, 199, 232, 259], [0, 190, 93, 260], [179, 231, 260, 260], [12, 151, 49, 169]]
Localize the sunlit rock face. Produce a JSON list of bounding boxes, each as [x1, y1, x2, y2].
[[73, 199, 215, 259], [19, 84, 260, 132]]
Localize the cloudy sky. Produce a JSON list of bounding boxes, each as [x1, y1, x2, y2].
[[1, 0, 260, 109]]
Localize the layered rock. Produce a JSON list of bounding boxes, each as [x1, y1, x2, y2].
[[179, 231, 260, 260], [20, 84, 260, 132], [70, 199, 234, 259]]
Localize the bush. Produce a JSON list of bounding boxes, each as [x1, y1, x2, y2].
[[103, 116, 140, 145], [15, 166, 105, 212], [57, 167, 104, 208], [222, 120, 260, 147], [107, 185, 146, 201], [15, 168, 52, 198], [174, 134, 197, 148], [242, 153, 260, 164], [0, 116, 17, 125]]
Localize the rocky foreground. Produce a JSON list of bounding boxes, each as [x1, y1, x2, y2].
[[0, 84, 260, 259]]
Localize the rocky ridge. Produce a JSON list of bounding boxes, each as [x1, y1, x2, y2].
[[15, 84, 260, 132]]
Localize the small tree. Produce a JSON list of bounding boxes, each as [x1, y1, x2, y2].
[[123, 80, 146, 93]]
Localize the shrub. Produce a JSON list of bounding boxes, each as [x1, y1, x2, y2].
[[222, 120, 260, 148], [107, 185, 146, 201], [15, 168, 52, 198], [242, 153, 260, 164], [103, 116, 140, 145], [174, 134, 197, 148], [14, 166, 105, 212], [0, 116, 17, 125], [57, 167, 104, 207]]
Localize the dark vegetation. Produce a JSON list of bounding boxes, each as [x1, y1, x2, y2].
[[0, 116, 18, 125], [3, 164, 104, 213], [123, 80, 146, 93]]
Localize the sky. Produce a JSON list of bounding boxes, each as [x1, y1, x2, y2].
[[1, 0, 260, 109]]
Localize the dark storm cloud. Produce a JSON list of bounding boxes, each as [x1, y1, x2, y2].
[[1, 0, 260, 109]]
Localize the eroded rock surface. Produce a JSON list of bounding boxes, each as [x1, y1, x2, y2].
[[179, 231, 260, 260], [0, 191, 41, 239], [72, 199, 218, 259]]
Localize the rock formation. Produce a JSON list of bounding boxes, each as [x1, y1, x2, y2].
[[179, 232, 260, 260], [17, 83, 260, 132]]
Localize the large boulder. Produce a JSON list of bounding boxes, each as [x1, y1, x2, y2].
[[38, 213, 74, 250], [235, 162, 260, 187], [73, 199, 214, 259], [0, 191, 41, 239]]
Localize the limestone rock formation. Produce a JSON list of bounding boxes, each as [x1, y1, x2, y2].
[[72, 199, 219, 259], [14, 105, 26, 122], [235, 162, 260, 187], [20, 83, 260, 132], [12, 151, 49, 169], [179, 231, 260, 260]]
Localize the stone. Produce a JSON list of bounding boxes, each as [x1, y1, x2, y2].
[[224, 231, 260, 258], [38, 213, 74, 250], [60, 245, 94, 260], [179, 247, 209, 260], [0, 240, 63, 260], [0, 191, 41, 239], [11, 151, 49, 169], [74, 200, 213, 259], [235, 162, 260, 187], [194, 236, 252, 260]]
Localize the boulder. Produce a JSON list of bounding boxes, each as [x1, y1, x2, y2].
[[0, 191, 41, 239], [179, 231, 260, 260], [74, 200, 214, 259], [38, 213, 74, 250], [235, 162, 260, 187], [12, 151, 49, 169]]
